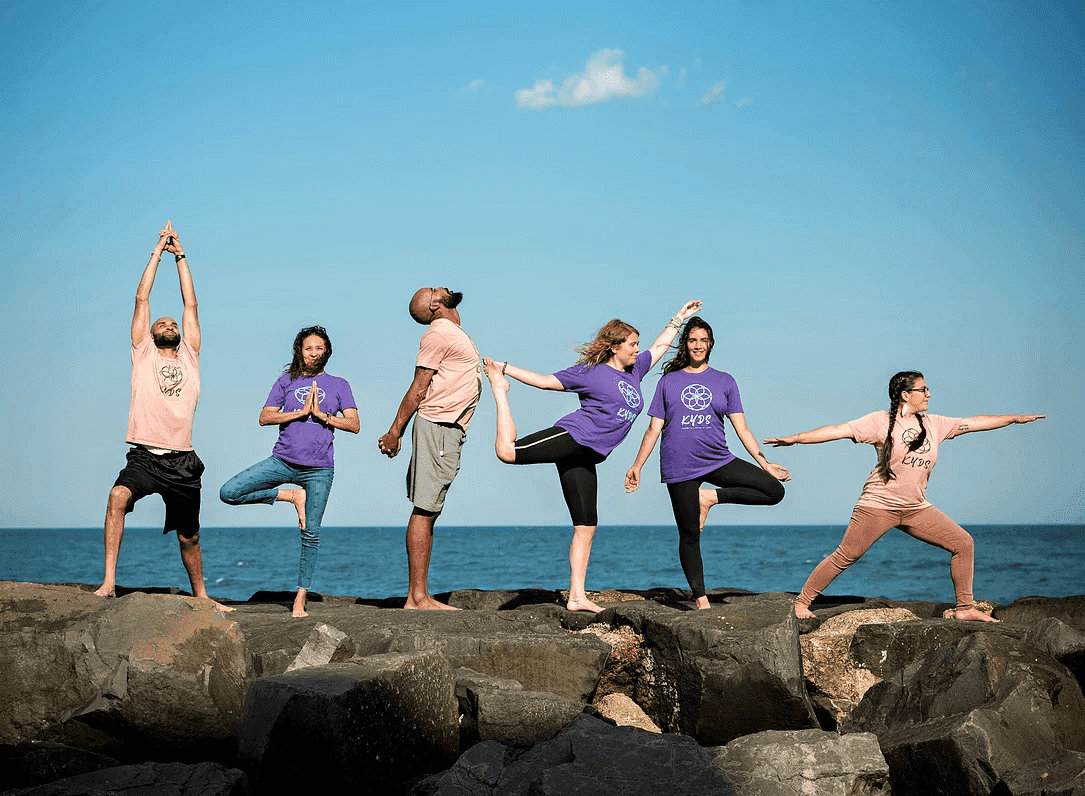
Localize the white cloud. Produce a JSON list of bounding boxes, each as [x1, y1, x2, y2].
[[698, 80, 727, 105], [515, 49, 662, 110], [463, 78, 485, 92], [735, 95, 755, 108]]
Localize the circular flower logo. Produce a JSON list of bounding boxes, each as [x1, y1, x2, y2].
[[681, 383, 712, 411]]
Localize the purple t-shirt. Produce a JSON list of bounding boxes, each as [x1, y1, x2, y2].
[[648, 367, 744, 483], [553, 350, 654, 457], [266, 373, 357, 468]]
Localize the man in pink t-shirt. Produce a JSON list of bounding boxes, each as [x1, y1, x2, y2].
[[94, 222, 230, 612], [379, 286, 482, 610]]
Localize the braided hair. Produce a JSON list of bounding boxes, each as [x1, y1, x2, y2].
[[877, 370, 928, 483], [662, 317, 714, 375], [286, 325, 333, 380]]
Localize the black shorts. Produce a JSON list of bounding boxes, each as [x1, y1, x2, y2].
[[113, 446, 204, 537]]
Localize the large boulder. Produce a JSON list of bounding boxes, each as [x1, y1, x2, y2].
[[237, 651, 458, 794], [711, 729, 890, 796], [0, 584, 250, 756], [609, 593, 818, 745], [408, 712, 734, 795], [843, 631, 1085, 796], [798, 607, 919, 726], [995, 595, 1085, 628]]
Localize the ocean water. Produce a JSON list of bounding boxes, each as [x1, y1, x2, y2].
[[1, 524, 1082, 606]]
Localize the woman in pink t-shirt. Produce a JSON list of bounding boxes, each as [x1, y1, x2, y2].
[[766, 370, 1044, 622]]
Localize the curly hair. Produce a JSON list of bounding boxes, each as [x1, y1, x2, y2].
[[286, 325, 333, 380], [877, 370, 928, 483], [574, 319, 639, 369], [662, 316, 714, 375]]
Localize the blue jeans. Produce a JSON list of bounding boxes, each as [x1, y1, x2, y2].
[[219, 456, 334, 590]]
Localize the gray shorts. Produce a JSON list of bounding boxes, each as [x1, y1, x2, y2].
[[407, 416, 466, 513]]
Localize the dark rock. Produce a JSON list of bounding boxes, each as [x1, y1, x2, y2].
[[843, 631, 1085, 796], [236, 651, 458, 794], [0, 584, 250, 758], [849, 617, 1027, 679], [0, 760, 248, 796], [996, 595, 1085, 629], [475, 689, 589, 743], [609, 593, 818, 745], [711, 728, 890, 795], [409, 712, 734, 795], [1025, 617, 1085, 694], [0, 741, 119, 790]]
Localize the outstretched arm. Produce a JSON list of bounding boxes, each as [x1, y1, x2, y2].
[[952, 414, 1045, 436], [131, 222, 174, 347], [765, 423, 854, 447], [625, 416, 664, 493], [378, 367, 436, 458], [729, 413, 790, 481], [504, 363, 564, 391], [647, 300, 703, 366], [162, 222, 199, 354]]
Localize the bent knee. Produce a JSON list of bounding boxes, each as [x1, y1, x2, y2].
[[767, 482, 785, 505], [108, 485, 132, 510], [219, 483, 243, 504], [177, 529, 201, 547]]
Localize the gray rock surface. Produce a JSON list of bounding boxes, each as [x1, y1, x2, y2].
[[1, 760, 248, 796], [711, 729, 890, 796]]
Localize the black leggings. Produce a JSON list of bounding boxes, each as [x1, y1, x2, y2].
[[513, 427, 607, 527], [666, 457, 785, 598]]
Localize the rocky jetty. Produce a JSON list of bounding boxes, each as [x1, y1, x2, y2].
[[2, 581, 1083, 795]]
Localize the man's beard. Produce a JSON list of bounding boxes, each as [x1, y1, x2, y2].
[[152, 331, 180, 349], [439, 291, 464, 310]]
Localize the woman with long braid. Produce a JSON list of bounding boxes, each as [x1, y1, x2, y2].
[[625, 317, 790, 609], [482, 300, 702, 613], [766, 371, 1044, 622]]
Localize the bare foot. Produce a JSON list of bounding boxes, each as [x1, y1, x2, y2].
[[93, 585, 115, 598], [405, 596, 460, 610], [694, 596, 710, 609], [567, 596, 604, 613], [214, 601, 236, 613], [794, 603, 817, 620], [954, 606, 999, 623], [292, 589, 308, 618], [283, 489, 307, 530], [482, 358, 510, 392], [698, 488, 717, 532]]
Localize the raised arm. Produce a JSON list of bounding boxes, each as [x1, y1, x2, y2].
[[624, 416, 664, 493], [161, 222, 199, 354], [131, 223, 174, 347], [378, 366, 436, 458], [647, 300, 703, 366], [504, 363, 564, 391], [951, 414, 1045, 436], [765, 422, 854, 447], [728, 413, 790, 481]]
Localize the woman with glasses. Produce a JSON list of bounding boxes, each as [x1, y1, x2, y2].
[[219, 326, 360, 617], [765, 370, 1043, 622]]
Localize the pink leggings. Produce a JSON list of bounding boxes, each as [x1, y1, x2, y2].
[[795, 504, 975, 610]]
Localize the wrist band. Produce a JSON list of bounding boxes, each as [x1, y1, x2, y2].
[[175, 253, 187, 260]]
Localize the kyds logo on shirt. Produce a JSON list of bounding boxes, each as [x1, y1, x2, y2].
[[680, 383, 713, 411], [617, 380, 641, 409], [294, 385, 327, 406], [158, 363, 184, 397], [901, 427, 931, 454]]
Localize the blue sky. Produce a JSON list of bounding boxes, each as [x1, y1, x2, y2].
[[2, 0, 1082, 531]]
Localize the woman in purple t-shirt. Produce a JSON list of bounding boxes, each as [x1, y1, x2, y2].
[[625, 317, 791, 609], [482, 300, 702, 613], [766, 370, 1044, 623], [219, 326, 360, 617]]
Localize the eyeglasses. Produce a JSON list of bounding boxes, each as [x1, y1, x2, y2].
[[904, 386, 931, 395]]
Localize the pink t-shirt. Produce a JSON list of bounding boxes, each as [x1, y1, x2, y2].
[[126, 335, 200, 451], [416, 318, 481, 430], [849, 411, 962, 510]]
